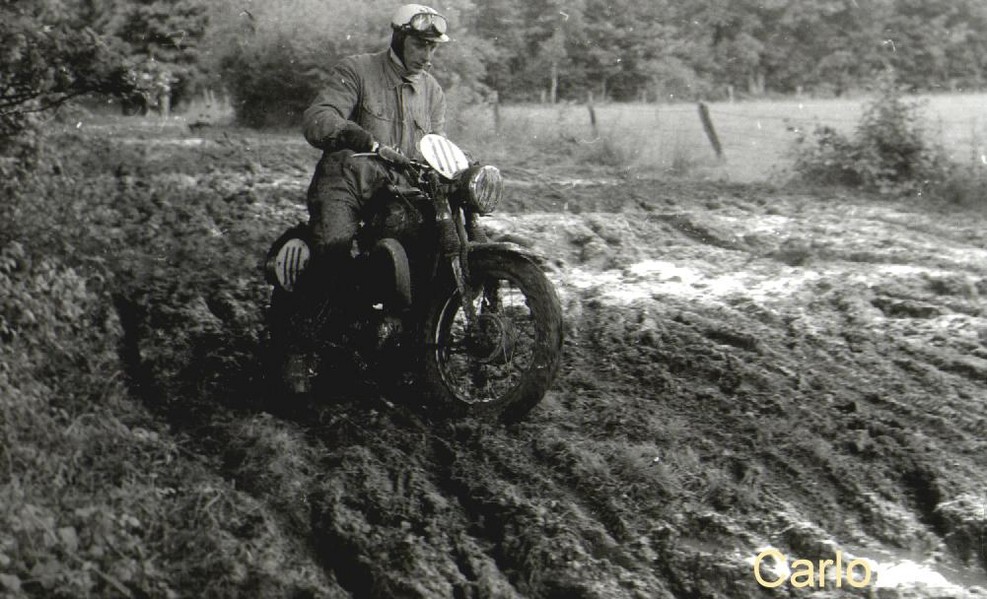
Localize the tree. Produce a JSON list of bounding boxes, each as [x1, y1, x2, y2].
[[206, 0, 487, 126], [104, 0, 210, 112], [579, 0, 672, 101], [154, 0, 987, 122], [1, 1, 136, 145], [469, 0, 527, 97], [759, 0, 879, 96], [509, 0, 586, 102], [880, 0, 987, 91]]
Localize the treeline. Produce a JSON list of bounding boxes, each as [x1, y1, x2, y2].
[[3, 0, 987, 132], [480, 0, 987, 102]]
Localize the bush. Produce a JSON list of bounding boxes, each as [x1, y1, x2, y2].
[[0, 7, 138, 142], [792, 72, 949, 196], [208, 0, 491, 129], [208, 1, 390, 128], [937, 162, 987, 207], [219, 32, 332, 129], [0, 123, 335, 598]]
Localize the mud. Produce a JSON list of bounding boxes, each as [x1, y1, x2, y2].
[[107, 125, 987, 598]]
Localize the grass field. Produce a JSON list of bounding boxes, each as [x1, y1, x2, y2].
[[450, 92, 987, 183]]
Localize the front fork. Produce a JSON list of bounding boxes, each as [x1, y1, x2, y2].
[[435, 198, 477, 327]]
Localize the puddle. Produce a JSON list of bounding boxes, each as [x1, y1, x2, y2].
[[505, 177, 621, 189], [118, 137, 212, 147], [562, 260, 821, 305], [865, 546, 987, 591], [743, 544, 987, 595]]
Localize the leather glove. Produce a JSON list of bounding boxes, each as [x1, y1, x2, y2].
[[375, 144, 412, 167], [336, 123, 375, 152]]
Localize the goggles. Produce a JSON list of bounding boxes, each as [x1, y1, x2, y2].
[[404, 12, 447, 38]]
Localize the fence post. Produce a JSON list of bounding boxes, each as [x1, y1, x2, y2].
[[587, 90, 598, 136], [491, 90, 501, 133], [697, 101, 724, 160]]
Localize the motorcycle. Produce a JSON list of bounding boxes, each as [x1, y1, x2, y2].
[[264, 135, 563, 422]]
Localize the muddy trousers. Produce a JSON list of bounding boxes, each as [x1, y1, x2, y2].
[[279, 150, 400, 390], [307, 149, 397, 259], [303, 147, 411, 303]]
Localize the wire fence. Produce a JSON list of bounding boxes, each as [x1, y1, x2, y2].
[[458, 94, 987, 181]]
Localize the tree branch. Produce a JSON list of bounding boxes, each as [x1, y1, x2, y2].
[[0, 91, 90, 119]]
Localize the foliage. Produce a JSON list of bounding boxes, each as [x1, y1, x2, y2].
[[199, 0, 987, 127], [936, 162, 987, 207], [205, 0, 384, 127], [792, 73, 949, 196], [449, 0, 987, 103], [0, 3, 134, 144], [217, 30, 330, 128], [105, 0, 211, 106], [0, 124, 333, 597], [208, 0, 490, 127], [0, 0, 211, 142], [6, 0, 987, 135]]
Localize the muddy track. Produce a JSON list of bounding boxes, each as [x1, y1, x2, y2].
[[106, 129, 987, 597]]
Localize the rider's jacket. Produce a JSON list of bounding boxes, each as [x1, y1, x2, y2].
[[303, 48, 446, 159]]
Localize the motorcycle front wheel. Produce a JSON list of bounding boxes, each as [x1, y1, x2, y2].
[[422, 250, 563, 422]]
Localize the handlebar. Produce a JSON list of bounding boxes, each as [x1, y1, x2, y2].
[[350, 150, 427, 171]]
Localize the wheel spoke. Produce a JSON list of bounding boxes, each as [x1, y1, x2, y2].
[[425, 253, 562, 420], [436, 275, 538, 405]]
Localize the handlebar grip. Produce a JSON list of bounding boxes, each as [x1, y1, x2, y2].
[[377, 145, 412, 167]]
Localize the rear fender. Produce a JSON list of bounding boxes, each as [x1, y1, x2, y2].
[[369, 238, 412, 308]]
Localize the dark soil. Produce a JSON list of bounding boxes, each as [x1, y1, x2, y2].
[[7, 119, 987, 598]]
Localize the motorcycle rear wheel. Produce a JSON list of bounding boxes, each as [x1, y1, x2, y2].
[[422, 251, 563, 422]]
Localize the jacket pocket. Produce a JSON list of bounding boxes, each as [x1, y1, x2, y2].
[[360, 97, 395, 123], [412, 112, 431, 134]]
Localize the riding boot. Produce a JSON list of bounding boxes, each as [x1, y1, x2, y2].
[[280, 251, 358, 394]]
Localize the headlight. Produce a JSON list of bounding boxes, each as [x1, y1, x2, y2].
[[465, 165, 504, 214]]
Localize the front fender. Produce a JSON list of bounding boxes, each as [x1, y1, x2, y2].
[[424, 241, 553, 307], [467, 241, 549, 268]]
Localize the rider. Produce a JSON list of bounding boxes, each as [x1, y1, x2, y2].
[[283, 4, 450, 393]]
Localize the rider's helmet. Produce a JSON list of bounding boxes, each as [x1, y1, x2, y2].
[[390, 4, 450, 43]]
